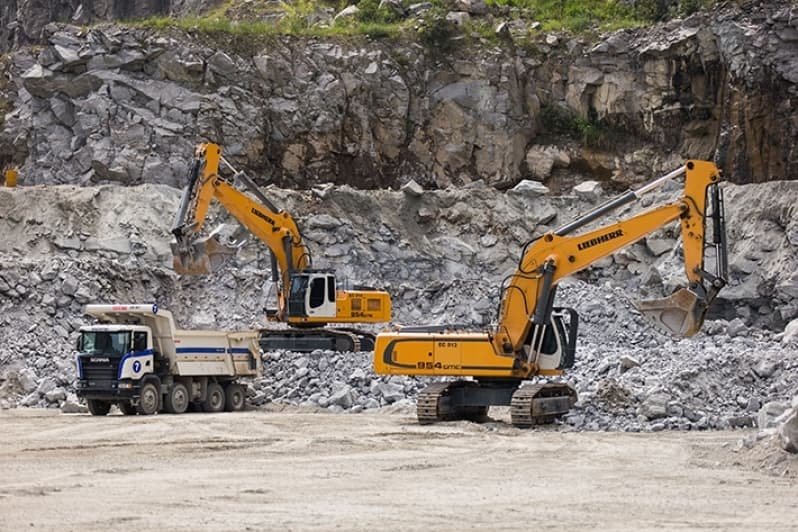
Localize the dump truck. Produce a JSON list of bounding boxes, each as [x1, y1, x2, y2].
[[75, 304, 260, 416]]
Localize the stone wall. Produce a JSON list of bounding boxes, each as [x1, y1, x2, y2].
[[0, 3, 796, 190]]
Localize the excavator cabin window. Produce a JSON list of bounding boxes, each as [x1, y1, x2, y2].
[[327, 276, 336, 303], [309, 278, 326, 309]]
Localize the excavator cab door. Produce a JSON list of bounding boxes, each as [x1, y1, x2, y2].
[[289, 273, 337, 319], [524, 308, 579, 371], [553, 307, 578, 369]]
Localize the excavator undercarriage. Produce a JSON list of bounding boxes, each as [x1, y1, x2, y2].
[[259, 326, 375, 353], [416, 380, 577, 427]]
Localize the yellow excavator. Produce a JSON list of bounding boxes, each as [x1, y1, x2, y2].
[[171, 143, 391, 352], [374, 160, 728, 426]]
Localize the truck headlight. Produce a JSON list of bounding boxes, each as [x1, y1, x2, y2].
[[119, 382, 134, 389]]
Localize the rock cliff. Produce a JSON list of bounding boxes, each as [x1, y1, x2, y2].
[[1, 1, 796, 189]]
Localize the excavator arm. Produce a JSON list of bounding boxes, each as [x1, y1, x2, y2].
[[493, 160, 728, 359], [171, 143, 311, 318]]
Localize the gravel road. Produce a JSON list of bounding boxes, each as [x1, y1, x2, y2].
[[0, 409, 795, 531]]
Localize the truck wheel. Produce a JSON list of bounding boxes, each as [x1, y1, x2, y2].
[[87, 399, 111, 416], [164, 382, 190, 414], [118, 401, 137, 416], [137, 381, 160, 415], [202, 382, 225, 413], [224, 384, 245, 412]]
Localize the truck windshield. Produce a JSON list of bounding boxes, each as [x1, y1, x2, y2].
[[79, 331, 131, 356]]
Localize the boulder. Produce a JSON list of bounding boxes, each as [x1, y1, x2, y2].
[[445, 12, 471, 26], [758, 401, 789, 429], [328, 386, 354, 409], [379, 0, 406, 17], [573, 180, 603, 201], [645, 238, 675, 257], [783, 318, 798, 344], [376, 382, 405, 403], [334, 5, 360, 21], [525, 145, 570, 180], [455, 0, 488, 15], [779, 408, 798, 453], [408, 3, 433, 16], [511, 180, 549, 196], [619, 355, 640, 372], [401, 179, 424, 198], [638, 390, 669, 420]]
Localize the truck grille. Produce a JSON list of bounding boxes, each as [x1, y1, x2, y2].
[[79, 358, 120, 381]]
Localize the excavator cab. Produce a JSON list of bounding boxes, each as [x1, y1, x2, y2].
[[287, 271, 338, 319], [523, 307, 579, 371]]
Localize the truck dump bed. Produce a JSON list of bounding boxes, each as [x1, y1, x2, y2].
[[85, 304, 260, 378]]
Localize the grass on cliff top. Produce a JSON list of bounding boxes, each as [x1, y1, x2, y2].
[[136, 0, 716, 43], [487, 0, 646, 32], [140, 15, 403, 40], [138, 0, 410, 40], [486, 0, 716, 31]]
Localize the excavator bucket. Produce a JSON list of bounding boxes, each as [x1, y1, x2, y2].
[[633, 287, 707, 337], [171, 232, 239, 275]]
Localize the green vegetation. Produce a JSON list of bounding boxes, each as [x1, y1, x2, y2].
[[484, 0, 716, 32], [540, 103, 625, 148], [485, 0, 644, 32], [137, 0, 413, 41], [135, 0, 717, 46]]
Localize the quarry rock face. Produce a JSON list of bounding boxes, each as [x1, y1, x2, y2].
[[1, 2, 796, 190]]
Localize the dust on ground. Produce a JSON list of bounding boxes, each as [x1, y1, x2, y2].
[[0, 409, 796, 531]]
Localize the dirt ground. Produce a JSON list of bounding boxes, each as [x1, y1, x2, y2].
[[0, 408, 796, 531]]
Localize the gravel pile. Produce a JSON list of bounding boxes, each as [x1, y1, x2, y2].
[[250, 350, 428, 412]]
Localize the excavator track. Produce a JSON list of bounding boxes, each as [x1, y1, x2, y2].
[[510, 383, 577, 428], [260, 328, 375, 353], [416, 381, 488, 425]]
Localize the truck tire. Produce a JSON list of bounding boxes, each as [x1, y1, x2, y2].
[[87, 399, 111, 416], [118, 401, 137, 416], [202, 382, 225, 413], [137, 381, 160, 415], [224, 384, 245, 412], [164, 382, 190, 414]]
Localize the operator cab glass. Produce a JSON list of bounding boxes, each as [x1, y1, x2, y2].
[[78, 331, 131, 356], [288, 272, 337, 318]]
